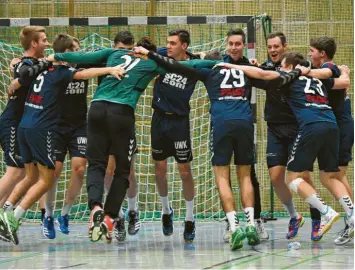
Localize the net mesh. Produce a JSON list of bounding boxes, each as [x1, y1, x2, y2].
[[0, 0, 353, 221]]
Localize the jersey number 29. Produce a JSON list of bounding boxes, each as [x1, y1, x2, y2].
[[220, 69, 245, 88]]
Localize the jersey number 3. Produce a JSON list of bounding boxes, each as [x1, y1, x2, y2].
[[299, 76, 324, 96], [33, 71, 48, 93]]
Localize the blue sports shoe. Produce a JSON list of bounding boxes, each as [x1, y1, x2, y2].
[[43, 216, 56, 239], [286, 214, 305, 239], [162, 207, 174, 236], [57, 214, 70, 234], [183, 220, 195, 242], [311, 219, 322, 241]]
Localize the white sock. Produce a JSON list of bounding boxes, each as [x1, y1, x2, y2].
[[14, 206, 26, 221], [160, 196, 171, 215], [244, 207, 255, 226], [185, 199, 194, 221], [118, 206, 125, 219], [338, 195, 354, 217], [61, 203, 72, 216], [3, 201, 14, 211], [306, 193, 328, 215], [282, 199, 298, 218], [226, 211, 239, 233], [128, 196, 138, 211]]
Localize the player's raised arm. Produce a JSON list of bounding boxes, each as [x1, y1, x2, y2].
[[73, 64, 126, 80], [47, 48, 115, 65]]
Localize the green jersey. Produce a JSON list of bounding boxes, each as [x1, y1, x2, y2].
[[54, 49, 166, 109]]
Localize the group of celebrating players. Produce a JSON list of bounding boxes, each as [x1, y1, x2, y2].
[[0, 25, 353, 251]]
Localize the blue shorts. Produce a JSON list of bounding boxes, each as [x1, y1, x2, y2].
[[54, 124, 87, 162], [338, 120, 354, 166], [287, 122, 339, 173], [151, 111, 192, 163], [266, 123, 298, 168], [18, 127, 56, 170], [210, 119, 254, 166], [0, 120, 24, 168]]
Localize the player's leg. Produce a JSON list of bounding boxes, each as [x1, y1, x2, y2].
[[0, 167, 25, 209], [173, 116, 195, 242], [39, 195, 46, 225], [151, 112, 173, 236], [101, 103, 134, 244]]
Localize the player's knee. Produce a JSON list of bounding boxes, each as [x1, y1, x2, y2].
[[105, 169, 115, 178], [73, 165, 86, 179], [288, 178, 304, 193]]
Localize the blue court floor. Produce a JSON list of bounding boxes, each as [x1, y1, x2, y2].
[[0, 218, 353, 269]]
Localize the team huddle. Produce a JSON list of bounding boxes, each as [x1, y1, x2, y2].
[[0, 26, 353, 251]]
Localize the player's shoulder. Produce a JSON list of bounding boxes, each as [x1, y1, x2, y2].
[[260, 60, 279, 70]]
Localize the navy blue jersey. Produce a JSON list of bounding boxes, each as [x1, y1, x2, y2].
[[20, 65, 76, 129], [322, 62, 353, 123], [152, 47, 199, 115], [1, 57, 43, 122], [260, 60, 297, 124], [283, 73, 336, 127], [198, 68, 253, 122]]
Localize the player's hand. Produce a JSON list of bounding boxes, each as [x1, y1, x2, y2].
[[249, 58, 260, 67], [339, 65, 350, 76], [133, 46, 149, 55], [8, 78, 21, 97], [10, 58, 21, 70], [212, 62, 226, 69], [296, 64, 310, 75], [194, 51, 206, 60], [46, 54, 56, 62], [109, 64, 126, 80]]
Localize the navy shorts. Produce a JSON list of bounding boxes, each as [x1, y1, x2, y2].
[[338, 120, 354, 166], [151, 111, 192, 163], [54, 124, 87, 162], [0, 120, 24, 168], [287, 122, 340, 173], [266, 123, 299, 168], [210, 119, 254, 166], [18, 127, 56, 170]]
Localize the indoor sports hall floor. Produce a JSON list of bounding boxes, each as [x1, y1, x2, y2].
[[0, 218, 353, 269]]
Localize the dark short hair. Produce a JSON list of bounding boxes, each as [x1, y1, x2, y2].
[[310, 36, 337, 60], [136, 36, 157, 52], [267, 32, 287, 46], [53, 33, 74, 53], [281, 52, 308, 68], [226, 28, 246, 43], [168, 29, 190, 46], [114, 30, 135, 46], [204, 50, 223, 60]]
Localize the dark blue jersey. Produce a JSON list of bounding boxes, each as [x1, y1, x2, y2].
[[260, 60, 297, 124], [0, 57, 49, 123], [322, 62, 353, 123], [283, 73, 336, 127], [20, 65, 76, 129], [152, 47, 199, 116]]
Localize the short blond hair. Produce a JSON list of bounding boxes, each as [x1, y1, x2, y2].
[[72, 37, 80, 44], [19, 26, 46, 51]]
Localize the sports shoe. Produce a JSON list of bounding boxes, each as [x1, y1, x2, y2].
[[311, 219, 322, 241], [88, 205, 104, 242], [230, 226, 246, 251], [162, 207, 173, 236], [127, 210, 141, 235], [334, 224, 351, 245], [255, 218, 269, 240], [318, 207, 340, 237], [0, 209, 11, 242], [183, 220, 195, 242], [43, 216, 56, 239], [223, 218, 232, 243], [286, 214, 305, 239], [101, 215, 115, 244], [57, 214, 70, 234], [0, 210, 19, 245], [346, 213, 354, 239], [245, 224, 260, 246], [114, 217, 126, 242]]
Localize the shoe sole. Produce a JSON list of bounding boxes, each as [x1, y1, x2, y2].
[[230, 232, 246, 251], [89, 210, 104, 242], [320, 213, 340, 237], [101, 223, 113, 244], [349, 228, 354, 239], [287, 217, 305, 240], [334, 237, 351, 245]]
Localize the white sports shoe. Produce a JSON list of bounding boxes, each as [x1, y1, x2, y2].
[[255, 218, 269, 240], [318, 206, 340, 237], [223, 219, 232, 243]]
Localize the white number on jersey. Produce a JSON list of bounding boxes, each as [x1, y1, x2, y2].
[[119, 55, 141, 72], [299, 76, 324, 96], [33, 71, 48, 93], [220, 69, 245, 88]]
